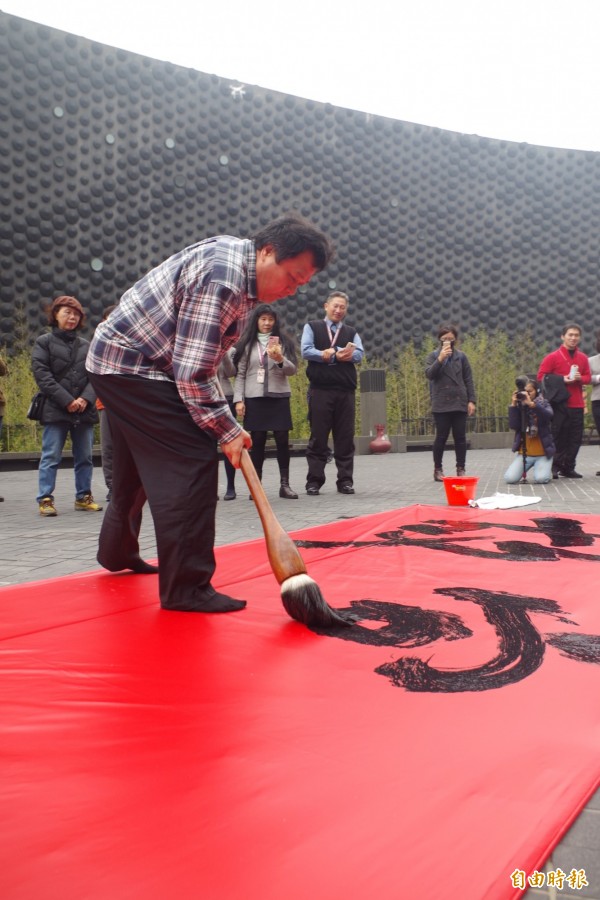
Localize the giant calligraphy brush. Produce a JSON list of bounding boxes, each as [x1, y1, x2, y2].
[[240, 449, 353, 627]]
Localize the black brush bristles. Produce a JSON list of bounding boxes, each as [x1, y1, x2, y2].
[[280, 574, 354, 627]]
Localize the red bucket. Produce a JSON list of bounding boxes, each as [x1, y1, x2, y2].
[[443, 475, 479, 506]]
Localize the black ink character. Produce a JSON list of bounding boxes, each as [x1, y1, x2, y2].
[[311, 587, 584, 693]]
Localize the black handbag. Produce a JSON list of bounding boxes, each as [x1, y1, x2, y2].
[[26, 391, 46, 421]]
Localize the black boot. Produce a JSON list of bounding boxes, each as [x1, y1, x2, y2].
[[279, 470, 298, 499]]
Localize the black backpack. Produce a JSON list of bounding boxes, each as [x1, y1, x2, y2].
[[541, 373, 570, 405]]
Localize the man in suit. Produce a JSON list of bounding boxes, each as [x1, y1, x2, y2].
[[301, 291, 364, 495]]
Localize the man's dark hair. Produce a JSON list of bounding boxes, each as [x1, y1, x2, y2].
[[561, 322, 582, 336], [253, 212, 335, 271]]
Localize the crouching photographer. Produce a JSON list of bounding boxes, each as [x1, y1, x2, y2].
[[503, 377, 555, 485]]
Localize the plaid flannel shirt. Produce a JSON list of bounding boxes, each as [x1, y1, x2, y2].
[[86, 235, 257, 443]]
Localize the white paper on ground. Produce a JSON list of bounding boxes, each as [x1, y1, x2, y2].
[[468, 492, 542, 510]]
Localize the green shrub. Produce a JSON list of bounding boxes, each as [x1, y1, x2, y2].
[[0, 329, 592, 451], [0, 347, 42, 451]]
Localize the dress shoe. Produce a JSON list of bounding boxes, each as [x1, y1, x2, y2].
[[596, 471, 600, 477], [337, 484, 355, 494], [223, 487, 236, 500], [306, 485, 320, 496], [456, 467, 466, 477], [561, 470, 583, 479], [433, 467, 444, 482]]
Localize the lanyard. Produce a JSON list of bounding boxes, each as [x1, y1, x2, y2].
[[256, 340, 268, 367], [326, 324, 341, 348]]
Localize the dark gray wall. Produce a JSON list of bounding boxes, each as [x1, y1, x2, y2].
[[1, 11, 599, 355]]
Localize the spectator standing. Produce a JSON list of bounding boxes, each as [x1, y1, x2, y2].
[[587, 328, 600, 477], [233, 304, 299, 500], [537, 323, 591, 478], [217, 347, 238, 500], [504, 378, 555, 484], [95, 305, 117, 501], [301, 291, 364, 495], [425, 323, 476, 482], [0, 353, 7, 502], [33, 296, 101, 516]]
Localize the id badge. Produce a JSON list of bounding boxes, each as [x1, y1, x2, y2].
[[256, 366, 265, 384]]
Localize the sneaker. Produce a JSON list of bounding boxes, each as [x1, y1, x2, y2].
[[74, 494, 103, 511], [561, 471, 583, 479], [39, 497, 57, 517], [456, 467, 466, 477]]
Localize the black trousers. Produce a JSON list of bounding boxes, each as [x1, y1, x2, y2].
[[432, 411, 468, 469], [593, 400, 600, 446], [89, 373, 219, 610], [553, 407, 584, 474], [222, 398, 237, 489], [306, 387, 355, 488], [250, 430, 290, 478]]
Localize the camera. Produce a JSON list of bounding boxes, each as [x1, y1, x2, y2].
[[515, 376, 528, 403]]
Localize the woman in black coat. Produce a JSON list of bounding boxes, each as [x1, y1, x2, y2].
[[425, 323, 477, 482], [32, 295, 101, 516]]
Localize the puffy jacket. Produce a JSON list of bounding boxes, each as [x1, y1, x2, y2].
[[508, 395, 555, 457], [31, 328, 98, 426]]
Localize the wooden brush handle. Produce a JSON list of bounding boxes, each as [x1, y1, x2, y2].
[[239, 449, 307, 584]]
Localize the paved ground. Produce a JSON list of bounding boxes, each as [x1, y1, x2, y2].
[[1, 445, 599, 898]]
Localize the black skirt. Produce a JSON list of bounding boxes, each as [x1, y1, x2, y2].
[[243, 396, 292, 431]]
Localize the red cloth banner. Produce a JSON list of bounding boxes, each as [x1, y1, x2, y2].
[[1, 505, 599, 899]]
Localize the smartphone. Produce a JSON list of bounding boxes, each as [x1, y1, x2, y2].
[[268, 336, 279, 347], [346, 342, 355, 349]]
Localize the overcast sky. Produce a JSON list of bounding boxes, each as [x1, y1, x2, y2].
[[3, 0, 600, 152]]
